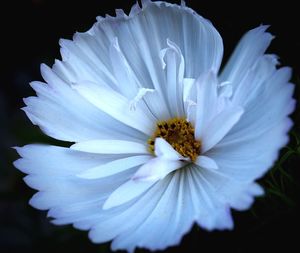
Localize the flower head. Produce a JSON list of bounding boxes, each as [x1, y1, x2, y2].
[[14, 0, 295, 252]]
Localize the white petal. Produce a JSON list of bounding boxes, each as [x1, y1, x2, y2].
[[143, 170, 194, 249], [57, 36, 117, 86], [190, 167, 234, 230], [53, 1, 222, 125], [77, 155, 152, 179], [72, 81, 155, 135], [182, 78, 197, 124], [13, 144, 112, 176], [24, 169, 130, 203], [48, 200, 102, 223], [14, 145, 133, 212], [210, 57, 295, 182], [24, 66, 146, 142], [194, 71, 219, 139], [218, 83, 233, 98], [186, 168, 215, 230], [198, 168, 264, 211], [132, 157, 184, 182], [102, 0, 223, 79], [224, 67, 294, 144], [129, 88, 155, 111], [27, 0, 224, 143], [220, 25, 273, 87], [229, 183, 264, 211], [112, 172, 186, 251], [87, 174, 172, 245], [201, 105, 244, 153], [160, 39, 185, 117], [195, 156, 218, 170], [109, 37, 140, 98], [15, 1, 297, 251], [71, 140, 148, 155], [103, 179, 156, 210], [154, 137, 183, 160], [182, 78, 196, 103], [129, 86, 170, 121], [81, 1, 222, 116], [231, 54, 278, 108], [207, 118, 292, 182]]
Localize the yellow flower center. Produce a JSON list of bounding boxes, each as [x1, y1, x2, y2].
[[148, 118, 201, 162]]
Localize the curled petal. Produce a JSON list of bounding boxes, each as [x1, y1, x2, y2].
[[132, 157, 184, 182]]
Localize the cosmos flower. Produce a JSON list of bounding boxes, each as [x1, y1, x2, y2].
[[14, 0, 295, 252]]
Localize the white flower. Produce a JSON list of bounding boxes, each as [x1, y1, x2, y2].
[[14, 0, 295, 252]]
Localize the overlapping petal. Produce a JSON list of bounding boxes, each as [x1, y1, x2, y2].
[[14, 1, 295, 252]]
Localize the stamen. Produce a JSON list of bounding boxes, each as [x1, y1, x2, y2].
[[148, 118, 201, 162]]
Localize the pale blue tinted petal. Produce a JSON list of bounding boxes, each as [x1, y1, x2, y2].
[[187, 166, 234, 230], [195, 155, 219, 170], [24, 65, 147, 142], [71, 140, 148, 155], [198, 168, 264, 211], [132, 157, 183, 182], [211, 57, 295, 182], [194, 72, 219, 139], [159, 39, 185, 117], [201, 105, 244, 152], [154, 137, 182, 160], [71, 80, 155, 135], [111, 171, 194, 251], [77, 155, 152, 179], [88, 175, 173, 248], [14, 145, 133, 211], [220, 25, 273, 86], [208, 118, 293, 181], [103, 179, 157, 210]]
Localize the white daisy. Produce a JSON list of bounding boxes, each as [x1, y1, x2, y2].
[[14, 0, 295, 252]]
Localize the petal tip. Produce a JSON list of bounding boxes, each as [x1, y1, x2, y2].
[[75, 172, 93, 180], [102, 198, 115, 210]]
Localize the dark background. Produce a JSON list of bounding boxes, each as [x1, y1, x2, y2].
[[1, 0, 299, 252]]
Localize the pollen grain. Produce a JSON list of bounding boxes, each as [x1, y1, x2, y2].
[[148, 118, 201, 162]]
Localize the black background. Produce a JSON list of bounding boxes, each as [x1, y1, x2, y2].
[[0, 0, 299, 252]]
